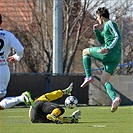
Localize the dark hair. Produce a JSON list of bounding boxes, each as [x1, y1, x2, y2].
[[96, 7, 109, 19], [0, 14, 2, 24]]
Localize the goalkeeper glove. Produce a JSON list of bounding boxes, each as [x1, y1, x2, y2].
[[71, 109, 81, 119]]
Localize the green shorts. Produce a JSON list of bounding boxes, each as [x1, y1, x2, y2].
[[89, 47, 121, 75]]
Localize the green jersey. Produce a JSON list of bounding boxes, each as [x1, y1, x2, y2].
[[88, 20, 122, 74], [94, 20, 121, 53]]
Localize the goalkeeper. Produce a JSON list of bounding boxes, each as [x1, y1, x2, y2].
[[29, 83, 81, 124]]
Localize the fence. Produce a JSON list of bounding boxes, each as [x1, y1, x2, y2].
[[7, 73, 133, 106]]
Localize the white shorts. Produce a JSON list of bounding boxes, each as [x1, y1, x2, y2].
[[0, 65, 10, 98]]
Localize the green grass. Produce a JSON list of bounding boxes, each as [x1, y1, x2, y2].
[[0, 106, 133, 133]]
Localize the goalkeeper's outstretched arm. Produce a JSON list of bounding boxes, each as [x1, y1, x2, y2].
[[62, 110, 81, 123]]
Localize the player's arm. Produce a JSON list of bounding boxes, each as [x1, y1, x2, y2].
[[93, 24, 104, 45], [63, 110, 81, 123], [106, 21, 119, 49], [98, 21, 120, 54], [94, 30, 105, 44], [9, 34, 24, 63]]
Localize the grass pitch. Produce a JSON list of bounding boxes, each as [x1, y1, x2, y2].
[[0, 106, 132, 133]]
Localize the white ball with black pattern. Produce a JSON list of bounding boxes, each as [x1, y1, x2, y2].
[[65, 96, 78, 109]]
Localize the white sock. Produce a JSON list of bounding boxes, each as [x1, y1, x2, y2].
[[0, 96, 23, 109]]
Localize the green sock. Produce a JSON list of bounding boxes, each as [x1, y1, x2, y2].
[[82, 55, 91, 78], [104, 82, 116, 101]]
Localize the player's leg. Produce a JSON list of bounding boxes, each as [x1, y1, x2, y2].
[[101, 71, 121, 113], [101, 71, 117, 100], [102, 53, 121, 113], [82, 48, 92, 78], [62, 82, 73, 95], [0, 96, 24, 109], [0, 65, 10, 109], [21, 91, 35, 107], [81, 47, 103, 87], [0, 91, 34, 109], [36, 90, 64, 102], [0, 65, 10, 98], [0, 65, 34, 109], [80, 48, 94, 87], [36, 83, 73, 102]]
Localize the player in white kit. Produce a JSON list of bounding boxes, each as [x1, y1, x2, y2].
[[0, 14, 34, 110]]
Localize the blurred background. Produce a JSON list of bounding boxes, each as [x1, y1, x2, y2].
[[0, 0, 132, 75]]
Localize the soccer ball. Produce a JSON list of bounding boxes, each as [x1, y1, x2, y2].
[[65, 96, 78, 109]]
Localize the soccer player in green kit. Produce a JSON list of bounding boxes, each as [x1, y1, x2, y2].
[[80, 7, 121, 113]]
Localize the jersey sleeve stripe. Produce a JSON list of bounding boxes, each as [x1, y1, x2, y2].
[[107, 20, 119, 49]]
